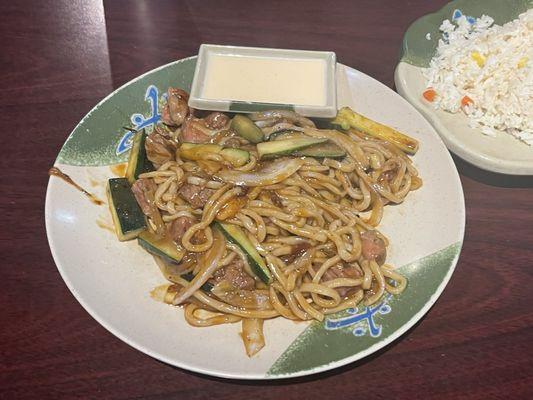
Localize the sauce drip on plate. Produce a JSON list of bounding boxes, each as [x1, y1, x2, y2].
[[110, 163, 127, 177], [48, 167, 103, 205]]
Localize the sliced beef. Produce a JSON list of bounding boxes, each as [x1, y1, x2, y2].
[[322, 263, 362, 298], [161, 87, 189, 126], [204, 112, 229, 129], [131, 178, 158, 216], [212, 259, 255, 290], [152, 124, 172, 138], [145, 131, 176, 166], [360, 230, 387, 265], [167, 216, 195, 244], [177, 183, 215, 209], [323, 264, 361, 281], [180, 118, 211, 143]]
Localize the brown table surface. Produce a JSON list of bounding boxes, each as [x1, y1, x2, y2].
[[2, 0, 533, 399]]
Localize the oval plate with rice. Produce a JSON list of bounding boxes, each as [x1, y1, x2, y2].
[[395, 0, 533, 175]]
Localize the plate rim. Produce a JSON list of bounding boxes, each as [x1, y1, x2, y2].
[[45, 57, 466, 380]]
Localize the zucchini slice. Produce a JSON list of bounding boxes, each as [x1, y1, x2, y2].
[[295, 141, 346, 158], [230, 115, 264, 143], [331, 107, 419, 155], [138, 231, 186, 264], [268, 130, 302, 141], [220, 148, 250, 167], [257, 137, 327, 159], [180, 143, 250, 167], [272, 131, 346, 158], [107, 178, 147, 241], [214, 222, 273, 284], [126, 130, 154, 184]]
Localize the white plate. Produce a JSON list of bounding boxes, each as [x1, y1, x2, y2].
[[45, 57, 465, 379]]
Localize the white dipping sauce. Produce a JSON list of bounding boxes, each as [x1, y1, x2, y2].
[[202, 54, 327, 106]]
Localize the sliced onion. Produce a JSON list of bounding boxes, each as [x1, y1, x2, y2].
[[211, 282, 272, 310], [241, 318, 265, 357], [172, 229, 226, 305], [248, 110, 316, 128], [262, 123, 304, 139], [215, 158, 305, 186], [143, 184, 166, 237], [254, 118, 280, 128]]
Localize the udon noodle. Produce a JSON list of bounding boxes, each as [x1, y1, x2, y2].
[[126, 87, 421, 356]]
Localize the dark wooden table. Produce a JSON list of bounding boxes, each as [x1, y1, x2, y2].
[[2, 1, 532, 399]]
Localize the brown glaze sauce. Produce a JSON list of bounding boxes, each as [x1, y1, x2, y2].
[[96, 218, 115, 233], [88, 177, 100, 187], [48, 167, 103, 205], [110, 163, 127, 177]]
